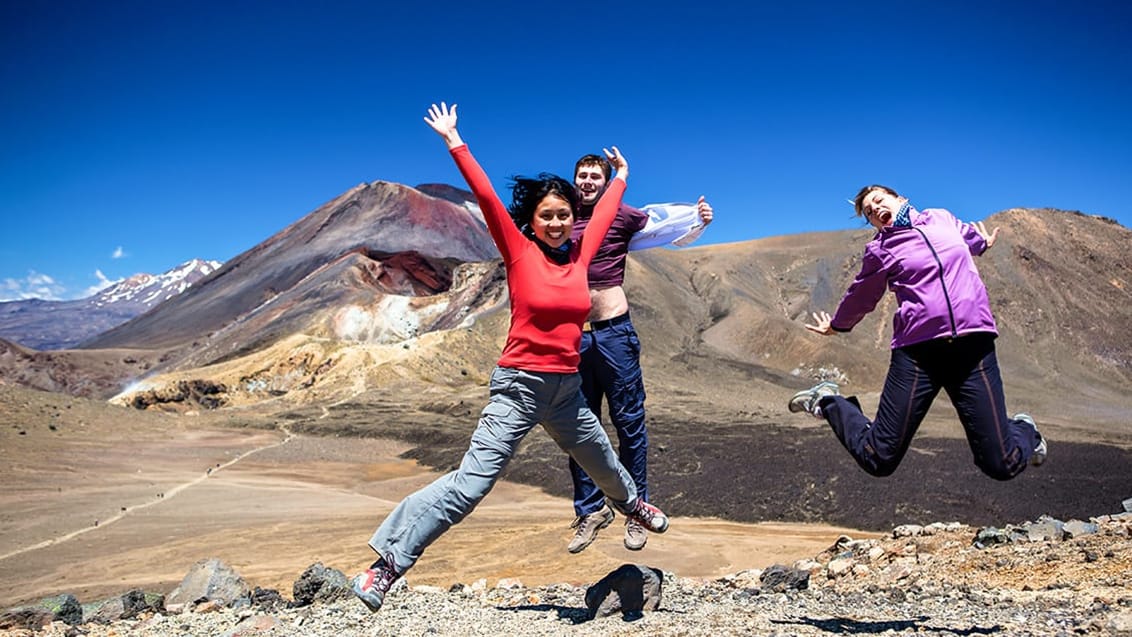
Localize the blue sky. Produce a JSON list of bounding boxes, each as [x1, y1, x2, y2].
[[2, 0, 1130, 301]]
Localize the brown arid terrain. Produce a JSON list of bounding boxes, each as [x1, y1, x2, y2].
[[0, 383, 871, 607], [1, 184, 1130, 633], [2, 381, 1130, 636]]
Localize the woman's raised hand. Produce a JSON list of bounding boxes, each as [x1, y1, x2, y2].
[[972, 221, 1000, 249], [804, 311, 834, 336], [603, 146, 629, 181], [424, 102, 463, 148]]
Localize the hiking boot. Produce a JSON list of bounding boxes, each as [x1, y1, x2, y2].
[[625, 498, 669, 534], [624, 517, 648, 551], [1015, 413, 1047, 467], [351, 555, 400, 612], [567, 506, 614, 554], [789, 381, 840, 418]]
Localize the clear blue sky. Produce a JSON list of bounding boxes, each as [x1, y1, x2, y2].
[[2, 0, 1130, 301]]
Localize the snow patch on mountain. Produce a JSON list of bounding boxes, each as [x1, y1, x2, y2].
[[92, 259, 222, 309]]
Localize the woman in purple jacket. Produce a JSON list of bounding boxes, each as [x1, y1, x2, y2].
[[789, 184, 1046, 480]]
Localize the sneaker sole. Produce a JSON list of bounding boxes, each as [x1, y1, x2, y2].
[[567, 512, 614, 554], [788, 389, 815, 413], [787, 396, 815, 416], [624, 530, 648, 551], [351, 580, 383, 613], [1014, 413, 1047, 467]]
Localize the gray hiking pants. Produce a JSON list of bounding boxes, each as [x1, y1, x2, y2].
[[368, 366, 638, 574]]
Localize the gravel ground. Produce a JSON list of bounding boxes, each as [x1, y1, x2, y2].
[[9, 513, 1131, 636]]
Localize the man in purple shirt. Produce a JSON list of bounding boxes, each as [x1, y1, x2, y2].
[[566, 154, 713, 553]]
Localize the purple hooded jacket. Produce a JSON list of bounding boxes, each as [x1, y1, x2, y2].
[[830, 207, 998, 349]]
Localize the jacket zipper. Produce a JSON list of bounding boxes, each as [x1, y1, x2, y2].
[[913, 227, 958, 338]]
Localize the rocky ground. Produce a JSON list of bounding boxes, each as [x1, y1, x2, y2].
[[4, 511, 1131, 636], [3, 381, 1131, 636]]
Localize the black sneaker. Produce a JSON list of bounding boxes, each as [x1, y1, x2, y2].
[[351, 555, 400, 612]]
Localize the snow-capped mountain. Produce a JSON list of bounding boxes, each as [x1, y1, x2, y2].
[[92, 259, 222, 309], [0, 259, 222, 350]]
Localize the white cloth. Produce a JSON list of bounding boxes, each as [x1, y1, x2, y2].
[[627, 202, 707, 251]]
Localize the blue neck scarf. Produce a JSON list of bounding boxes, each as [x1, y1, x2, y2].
[[893, 201, 912, 228]]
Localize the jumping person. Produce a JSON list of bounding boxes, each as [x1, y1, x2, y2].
[[351, 103, 670, 613], [789, 184, 1047, 480], [566, 154, 714, 553]]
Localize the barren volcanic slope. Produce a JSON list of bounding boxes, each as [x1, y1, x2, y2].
[[2, 188, 1130, 531], [91, 204, 1132, 427], [82, 181, 498, 356], [0, 339, 162, 398]]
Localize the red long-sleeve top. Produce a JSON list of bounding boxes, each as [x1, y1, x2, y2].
[[450, 144, 625, 372]]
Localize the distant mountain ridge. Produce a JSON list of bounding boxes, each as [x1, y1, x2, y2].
[[0, 170, 1128, 447], [0, 259, 221, 350], [92, 259, 222, 309], [81, 180, 498, 358], [94, 200, 1130, 442]]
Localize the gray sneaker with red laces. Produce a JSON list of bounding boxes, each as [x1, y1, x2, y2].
[[622, 497, 669, 534], [351, 556, 400, 612]]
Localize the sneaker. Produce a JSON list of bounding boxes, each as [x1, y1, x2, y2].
[[624, 518, 648, 551], [625, 498, 669, 534], [351, 555, 400, 612], [567, 506, 614, 554], [788, 381, 840, 418], [1014, 413, 1047, 467]]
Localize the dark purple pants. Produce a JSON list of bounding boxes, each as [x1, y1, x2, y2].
[[820, 332, 1039, 480]]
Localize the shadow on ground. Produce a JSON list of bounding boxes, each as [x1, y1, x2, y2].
[[771, 616, 1003, 635], [282, 401, 1132, 532]]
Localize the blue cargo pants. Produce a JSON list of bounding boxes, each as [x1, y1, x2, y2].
[[570, 312, 649, 516]]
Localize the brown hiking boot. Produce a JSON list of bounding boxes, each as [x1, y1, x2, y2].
[[624, 517, 648, 550], [567, 506, 614, 554]]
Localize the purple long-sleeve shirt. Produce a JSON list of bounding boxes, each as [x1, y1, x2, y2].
[[831, 207, 998, 349]]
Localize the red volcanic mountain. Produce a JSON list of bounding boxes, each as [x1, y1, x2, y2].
[[82, 181, 498, 363]]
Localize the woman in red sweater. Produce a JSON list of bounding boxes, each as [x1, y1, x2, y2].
[[351, 103, 670, 612]]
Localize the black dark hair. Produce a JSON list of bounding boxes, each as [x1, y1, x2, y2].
[[507, 173, 579, 228]]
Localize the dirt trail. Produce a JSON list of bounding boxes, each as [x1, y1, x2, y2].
[[0, 426, 296, 564], [0, 423, 869, 607]]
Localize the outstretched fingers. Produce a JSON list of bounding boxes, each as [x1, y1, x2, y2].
[[423, 102, 458, 137], [804, 310, 833, 335], [973, 221, 1001, 249]]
